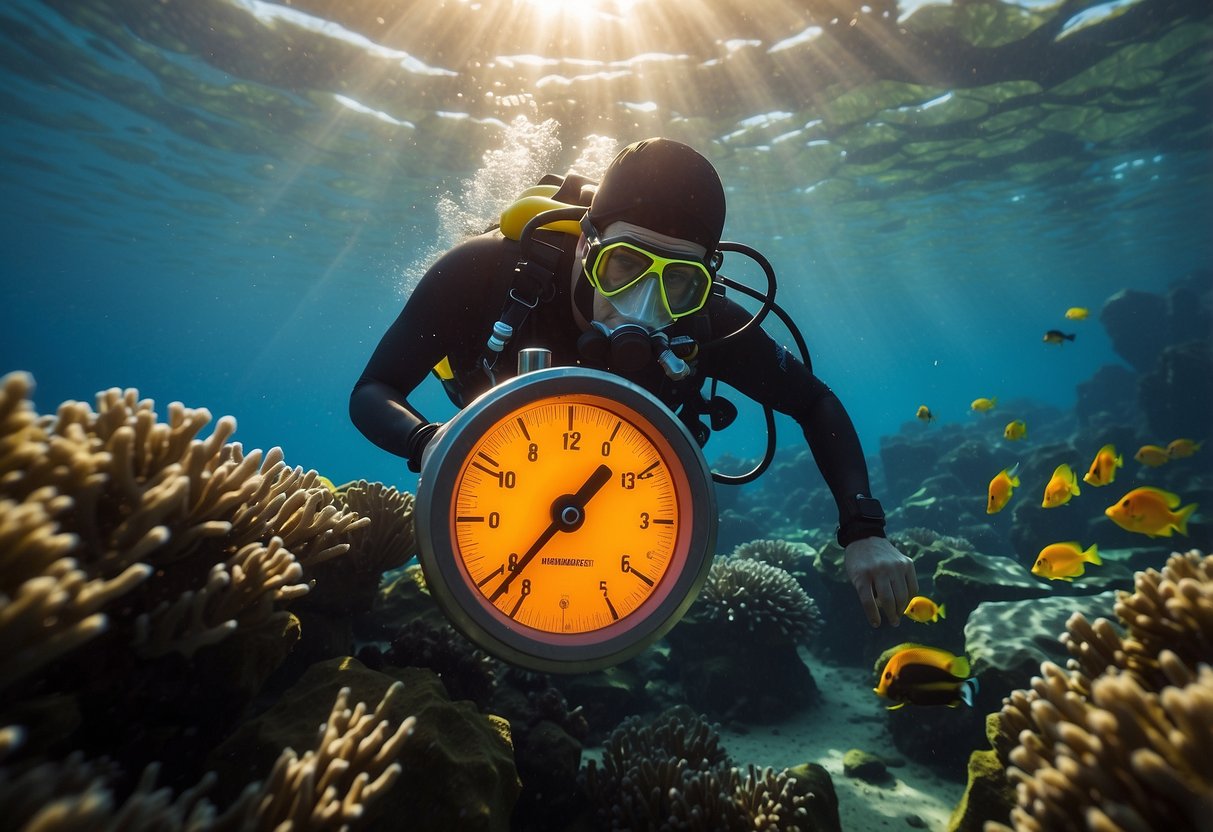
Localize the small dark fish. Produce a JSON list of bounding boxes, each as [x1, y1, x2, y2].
[[1043, 330, 1076, 345]]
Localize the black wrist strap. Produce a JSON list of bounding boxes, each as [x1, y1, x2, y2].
[[837, 519, 887, 547], [836, 494, 886, 547], [406, 422, 441, 473]]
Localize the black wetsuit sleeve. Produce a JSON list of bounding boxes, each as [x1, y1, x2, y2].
[[349, 234, 514, 462], [701, 298, 885, 543]]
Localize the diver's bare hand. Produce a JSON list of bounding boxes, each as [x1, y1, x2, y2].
[[844, 537, 919, 627]]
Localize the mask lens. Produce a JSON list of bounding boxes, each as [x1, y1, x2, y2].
[[597, 245, 654, 292], [662, 263, 710, 314]]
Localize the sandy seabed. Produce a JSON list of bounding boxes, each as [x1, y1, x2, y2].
[[717, 655, 968, 832]]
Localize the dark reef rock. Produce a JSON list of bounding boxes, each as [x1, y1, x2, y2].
[[1100, 288, 1172, 372], [1139, 339, 1213, 440], [842, 749, 893, 785], [551, 664, 652, 741], [666, 619, 819, 722], [894, 475, 980, 536], [1075, 363, 1141, 429], [717, 507, 768, 553], [932, 550, 1054, 625], [964, 592, 1119, 711], [880, 429, 952, 505], [885, 694, 985, 775], [785, 762, 842, 832], [938, 440, 1003, 495], [948, 724, 1015, 832]]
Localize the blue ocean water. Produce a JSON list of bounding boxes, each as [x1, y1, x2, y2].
[[2, 0, 1210, 498]]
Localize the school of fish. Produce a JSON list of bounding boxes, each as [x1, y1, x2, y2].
[[886, 305, 1202, 708]]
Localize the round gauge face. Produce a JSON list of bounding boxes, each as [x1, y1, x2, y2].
[[417, 368, 716, 673]]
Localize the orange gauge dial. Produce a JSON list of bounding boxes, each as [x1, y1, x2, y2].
[[417, 367, 716, 672]]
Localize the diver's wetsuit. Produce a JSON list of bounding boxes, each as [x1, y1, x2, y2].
[[350, 229, 885, 544]]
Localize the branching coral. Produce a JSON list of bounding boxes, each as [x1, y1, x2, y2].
[[989, 550, 1213, 832], [0, 684, 415, 832], [234, 682, 413, 831], [131, 537, 310, 659], [580, 708, 814, 831], [334, 480, 417, 575], [300, 480, 417, 614], [0, 371, 370, 680], [693, 557, 822, 643]]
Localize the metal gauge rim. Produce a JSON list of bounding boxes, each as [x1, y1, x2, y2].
[[416, 366, 716, 673]]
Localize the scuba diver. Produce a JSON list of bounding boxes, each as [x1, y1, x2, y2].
[[350, 137, 918, 628]]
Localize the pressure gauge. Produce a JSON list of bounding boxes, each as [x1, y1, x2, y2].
[[416, 366, 716, 672]]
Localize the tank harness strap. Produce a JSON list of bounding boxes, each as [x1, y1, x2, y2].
[[477, 173, 597, 383], [479, 230, 565, 380]]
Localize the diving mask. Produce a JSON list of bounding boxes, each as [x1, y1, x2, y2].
[[581, 215, 714, 327]]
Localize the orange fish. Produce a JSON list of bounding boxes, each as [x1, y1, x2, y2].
[[1083, 444, 1123, 487], [1166, 438, 1203, 459], [1105, 487, 1198, 537], [903, 596, 946, 623], [1134, 445, 1170, 467], [1031, 542, 1101, 581], [1042, 463, 1080, 508], [873, 644, 978, 709], [987, 464, 1020, 514]]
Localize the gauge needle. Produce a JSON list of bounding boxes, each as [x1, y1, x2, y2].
[[488, 463, 613, 603]]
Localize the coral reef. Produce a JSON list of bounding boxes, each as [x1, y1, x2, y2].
[[0, 682, 415, 831], [0, 370, 368, 698], [379, 617, 499, 708], [980, 550, 1213, 831], [732, 538, 816, 574], [334, 480, 417, 575], [692, 557, 822, 644], [0, 371, 435, 825], [665, 557, 823, 721], [579, 706, 832, 831], [301, 479, 417, 615], [208, 658, 520, 832]]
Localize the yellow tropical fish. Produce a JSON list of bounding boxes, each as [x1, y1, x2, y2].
[[1166, 438, 1203, 459], [1031, 542, 1101, 581], [903, 596, 946, 623], [1003, 419, 1027, 441], [916, 405, 935, 423], [1042, 463, 1080, 508], [1134, 445, 1170, 467], [987, 464, 1020, 514], [971, 397, 997, 413], [1105, 487, 1198, 538], [1083, 444, 1122, 487], [873, 643, 977, 710], [1065, 307, 1089, 320]]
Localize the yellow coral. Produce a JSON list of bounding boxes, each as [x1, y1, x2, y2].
[[990, 550, 1213, 832], [1, 371, 368, 676], [335, 479, 417, 574], [0, 684, 415, 831]]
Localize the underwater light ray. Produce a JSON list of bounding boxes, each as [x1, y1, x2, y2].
[[235, 217, 372, 391]]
